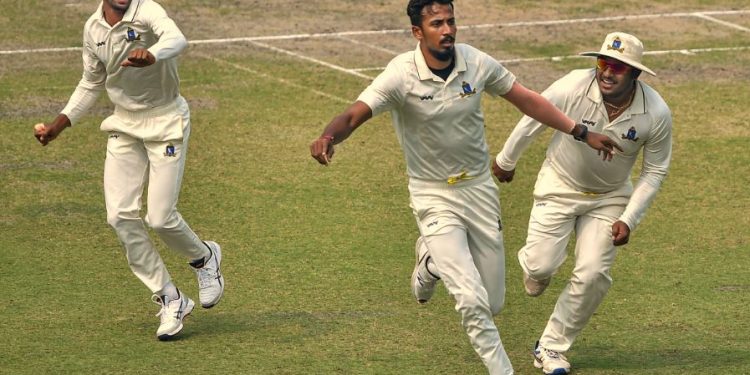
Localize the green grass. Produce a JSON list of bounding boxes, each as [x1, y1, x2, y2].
[[2, 2, 749, 374]]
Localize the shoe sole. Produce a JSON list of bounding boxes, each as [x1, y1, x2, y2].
[[201, 241, 224, 309], [157, 299, 195, 341]]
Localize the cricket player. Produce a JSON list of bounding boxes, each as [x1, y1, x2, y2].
[[493, 32, 672, 374], [310, 1, 622, 373], [33, 0, 224, 340]]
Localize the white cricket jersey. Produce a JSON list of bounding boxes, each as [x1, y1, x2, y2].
[[496, 69, 672, 229], [61, 0, 187, 125], [357, 43, 516, 182]]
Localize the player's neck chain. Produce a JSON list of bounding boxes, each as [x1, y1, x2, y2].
[[604, 89, 635, 119]]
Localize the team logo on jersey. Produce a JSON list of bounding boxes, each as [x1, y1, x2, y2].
[[125, 27, 141, 42], [607, 37, 625, 53], [621, 126, 639, 142], [420, 95, 434, 101], [95, 41, 106, 47], [164, 143, 176, 157], [459, 81, 477, 98]]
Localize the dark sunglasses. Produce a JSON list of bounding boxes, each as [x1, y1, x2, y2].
[[596, 58, 630, 74]]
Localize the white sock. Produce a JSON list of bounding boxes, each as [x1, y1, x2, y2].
[[157, 281, 179, 300]]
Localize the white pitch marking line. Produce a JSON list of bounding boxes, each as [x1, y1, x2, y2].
[[189, 28, 410, 45], [458, 9, 750, 29], [675, 45, 750, 53], [335, 35, 400, 56], [3, 9, 749, 56], [351, 45, 750, 70], [194, 52, 350, 104], [0, 46, 81, 55], [501, 46, 750, 62], [693, 13, 750, 32], [248, 40, 374, 80]]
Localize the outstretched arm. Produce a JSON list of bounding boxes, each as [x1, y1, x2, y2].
[[35, 29, 104, 145], [310, 101, 373, 166], [501, 82, 622, 160]]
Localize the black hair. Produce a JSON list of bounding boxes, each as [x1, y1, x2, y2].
[[406, 0, 454, 27], [632, 68, 642, 80]]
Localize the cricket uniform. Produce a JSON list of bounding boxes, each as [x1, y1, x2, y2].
[[61, 0, 208, 293], [357, 43, 516, 375], [496, 68, 672, 352]]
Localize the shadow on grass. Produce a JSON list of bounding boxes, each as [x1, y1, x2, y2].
[[573, 344, 747, 372], [169, 309, 399, 341]]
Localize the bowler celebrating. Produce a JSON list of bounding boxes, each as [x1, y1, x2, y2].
[[310, 1, 621, 373]]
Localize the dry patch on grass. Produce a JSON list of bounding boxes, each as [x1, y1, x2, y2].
[[721, 13, 750, 28], [0, 96, 111, 120], [0, 160, 77, 172]]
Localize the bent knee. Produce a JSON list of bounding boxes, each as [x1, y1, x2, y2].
[[490, 297, 505, 316], [572, 269, 613, 290], [106, 211, 140, 228], [455, 293, 494, 319], [525, 262, 557, 281], [146, 212, 179, 231]]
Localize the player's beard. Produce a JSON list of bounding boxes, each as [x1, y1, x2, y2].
[[107, 0, 132, 12], [428, 45, 455, 62]]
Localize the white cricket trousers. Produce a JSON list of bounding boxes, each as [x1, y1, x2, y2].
[[409, 171, 514, 375], [518, 161, 630, 352], [102, 97, 208, 293]]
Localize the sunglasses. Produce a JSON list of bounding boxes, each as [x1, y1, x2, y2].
[[596, 58, 630, 74]]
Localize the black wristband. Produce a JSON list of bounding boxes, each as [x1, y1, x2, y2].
[[572, 124, 588, 142]]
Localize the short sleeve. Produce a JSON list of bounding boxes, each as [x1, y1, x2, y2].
[[356, 61, 405, 116], [483, 56, 516, 97]]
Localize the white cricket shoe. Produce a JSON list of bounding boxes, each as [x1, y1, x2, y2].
[[533, 341, 571, 375], [152, 291, 195, 341], [411, 237, 440, 304], [524, 272, 551, 297], [192, 241, 225, 308]]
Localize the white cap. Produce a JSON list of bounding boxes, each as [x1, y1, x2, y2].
[[580, 32, 655, 76]]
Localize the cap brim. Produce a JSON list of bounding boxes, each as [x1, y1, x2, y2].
[[580, 51, 656, 76]]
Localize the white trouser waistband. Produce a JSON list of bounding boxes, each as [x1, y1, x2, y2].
[[408, 169, 492, 190]]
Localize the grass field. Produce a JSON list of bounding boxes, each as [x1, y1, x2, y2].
[[1, 1, 749, 374]]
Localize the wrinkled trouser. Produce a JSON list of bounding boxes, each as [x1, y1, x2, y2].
[[103, 97, 208, 293], [409, 171, 513, 375], [518, 161, 630, 352]]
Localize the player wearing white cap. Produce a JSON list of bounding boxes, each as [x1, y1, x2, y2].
[[494, 32, 672, 374], [310, 1, 622, 374], [33, 0, 224, 340]]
